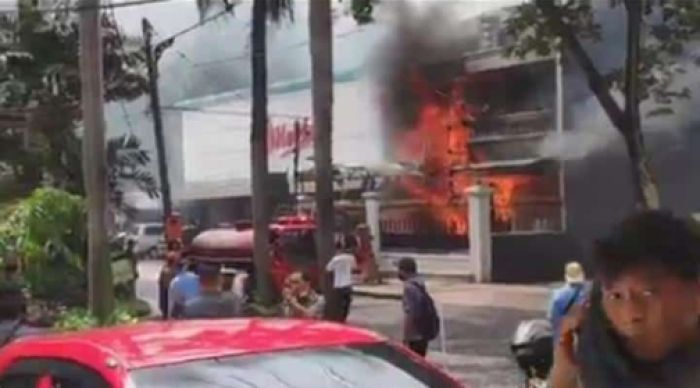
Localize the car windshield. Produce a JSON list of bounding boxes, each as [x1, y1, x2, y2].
[[143, 225, 163, 236], [129, 343, 457, 388]]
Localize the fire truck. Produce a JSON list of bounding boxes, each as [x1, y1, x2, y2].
[[183, 215, 322, 294]]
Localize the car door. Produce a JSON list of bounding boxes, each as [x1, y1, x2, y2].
[[0, 358, 112, 388]]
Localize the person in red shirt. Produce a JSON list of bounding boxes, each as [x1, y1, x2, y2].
[[157, 251, 179, 319]]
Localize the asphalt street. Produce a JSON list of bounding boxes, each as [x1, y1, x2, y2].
[[137, 260, 542, 387]]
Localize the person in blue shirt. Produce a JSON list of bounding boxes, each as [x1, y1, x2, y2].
[[548, 261, 588, 343], [168, 258, 200, 319]]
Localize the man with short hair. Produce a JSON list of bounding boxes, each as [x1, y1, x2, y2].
[[182, 263, 240, 319], [282, 271, 324, 319], [398, 257, 440, 357], [168, 258, 200, 319], [326, 236, 357, 322], [550, 211, 700, 388]]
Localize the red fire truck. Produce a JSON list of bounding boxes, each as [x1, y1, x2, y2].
[[183, 215, 322, 294]]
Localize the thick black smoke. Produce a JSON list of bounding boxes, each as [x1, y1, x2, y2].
[[371, 1, 480, 137]]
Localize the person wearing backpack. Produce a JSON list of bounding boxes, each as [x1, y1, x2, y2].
[[398, 257, 440, 357], [548, 261, 588, 344]]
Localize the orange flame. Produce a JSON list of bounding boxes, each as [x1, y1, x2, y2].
[[393, 68, 533, 235]]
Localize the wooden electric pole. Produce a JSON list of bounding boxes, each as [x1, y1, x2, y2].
[[309, 0, 335, 312], [142, 18, 173, 219], [293, 119, 301, 198], [78, 0, 114, 321], [250, 0, 274, 305]]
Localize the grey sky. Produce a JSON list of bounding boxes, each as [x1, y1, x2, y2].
[[112, 0, 523, 37]]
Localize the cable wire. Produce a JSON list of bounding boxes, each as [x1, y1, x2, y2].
[[161, 105, 307, 120], [0, 0, 181, 14], [157, 8, 231, 44], [191, 27, 363, 68]]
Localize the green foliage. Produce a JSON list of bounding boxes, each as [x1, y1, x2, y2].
[[0, 0, 149, 194], [2, 1, 148, 107], [505, 0, 700, 116], [196, 0, 291, 22], [505, 0, 601, 58], [107, 134, 160, 210], [0, 187, 85, 261], [350, 0, 375, 24], [54, 304, 139, 332], [245, 291, 279, 317], [0, 188, 87, 304]]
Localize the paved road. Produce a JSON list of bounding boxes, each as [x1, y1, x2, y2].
[[136, 260, 161, 315], [137, 260, 542, 387]]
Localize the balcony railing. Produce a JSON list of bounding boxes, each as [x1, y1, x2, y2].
[[473, 109, 554, 138]]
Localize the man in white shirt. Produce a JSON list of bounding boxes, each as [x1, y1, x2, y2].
[[326, 236, 357, 323]]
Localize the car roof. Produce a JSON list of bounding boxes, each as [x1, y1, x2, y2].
[[0, 319, 384, 371]]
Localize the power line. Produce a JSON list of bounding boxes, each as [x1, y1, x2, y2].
[[0, 0, 179, 14], [161, 105, 308, 120], [190, 27, 363, 68], [156, 8, 232, 45], [148, 8, 236, 99]]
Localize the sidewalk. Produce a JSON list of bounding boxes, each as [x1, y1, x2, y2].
[[379, 251, 473, 281], [354, 278, 550, 312]]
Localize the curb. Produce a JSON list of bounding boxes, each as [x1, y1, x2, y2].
[[379, 270, 475, 282], [352, 288, 402, 300]]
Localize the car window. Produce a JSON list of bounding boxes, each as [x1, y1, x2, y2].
[[143, 226, 163, 236], [0, 359, 110, 388], [0, 374, 37, 388], [130, 343, 459, 388], [0, 374, 93, 388]]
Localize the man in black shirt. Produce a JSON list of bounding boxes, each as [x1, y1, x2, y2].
[[550, 211, 700, 388]]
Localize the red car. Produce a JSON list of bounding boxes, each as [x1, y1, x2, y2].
[[0, 319, 463, 387]]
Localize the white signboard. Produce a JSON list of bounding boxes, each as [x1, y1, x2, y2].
[[178, 75, 386, 200]]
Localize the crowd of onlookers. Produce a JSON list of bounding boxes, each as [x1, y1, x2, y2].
[[156, 230, 442, 360], [157, 233, 367, 321]]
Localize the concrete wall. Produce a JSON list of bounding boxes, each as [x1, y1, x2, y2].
[[492, 233, 582, 283]]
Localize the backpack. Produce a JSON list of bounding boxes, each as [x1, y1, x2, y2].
[[410, 282, 440, 341]]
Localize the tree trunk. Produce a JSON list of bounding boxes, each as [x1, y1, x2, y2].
[[251, 0, 273, 305], [78, 0, 114, 322], [621, 130, 659, 210], [623, 0, 659, 210], [537, 0, 660, 210], [309, 0, 336, 318]]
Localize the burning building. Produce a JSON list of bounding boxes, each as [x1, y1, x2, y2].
[[374, 5, 567, 263], [165, 2, 700, 283], [376, 4, 700, 282]]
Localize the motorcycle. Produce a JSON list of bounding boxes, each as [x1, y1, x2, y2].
[[510, 319, 553, 388]]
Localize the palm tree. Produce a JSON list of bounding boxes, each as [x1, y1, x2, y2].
[[309, 0, 335, 317], [197, 0, 292, 305], [106, 134, 159, 213]]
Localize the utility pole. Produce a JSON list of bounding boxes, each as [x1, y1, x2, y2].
[[293, 119, 301, 199], [78, 0, 114, 322], [142, 18, 174, 220]]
